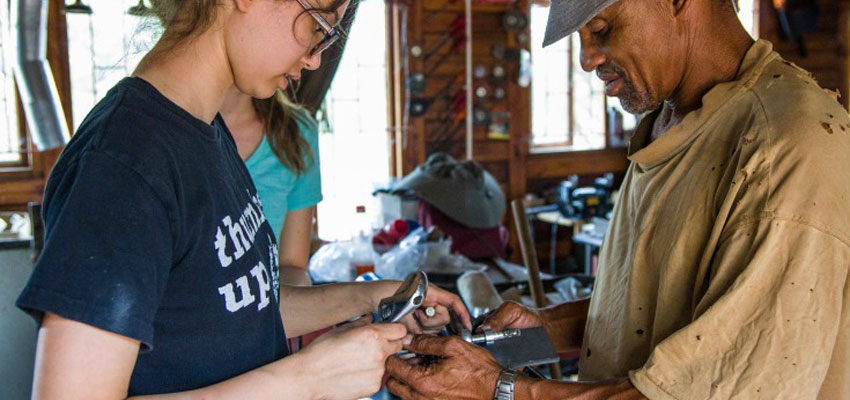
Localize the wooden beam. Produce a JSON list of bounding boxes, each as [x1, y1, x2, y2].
[[527, 149, 629, 179]]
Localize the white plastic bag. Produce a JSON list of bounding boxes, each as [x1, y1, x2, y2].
[[375, 243, 427, 280], [308, 241, 357, 282]]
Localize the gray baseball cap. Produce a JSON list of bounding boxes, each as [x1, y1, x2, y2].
[[543, 0, 621, 47]]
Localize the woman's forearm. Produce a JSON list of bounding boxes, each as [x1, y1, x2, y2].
[[36, 313, 319, 400], [279, 280, 400, 337], [280, 264, 312, 286], [130, 351, 316, 400]]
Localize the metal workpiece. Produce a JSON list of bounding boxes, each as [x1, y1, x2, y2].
[[376, 271, 429, 323], [460, 328, 521, 346]]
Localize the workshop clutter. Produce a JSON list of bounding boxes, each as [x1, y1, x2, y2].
[[556, 173, 616, 220], [309, 223, 476, 281], [377, 152, 510, 260]]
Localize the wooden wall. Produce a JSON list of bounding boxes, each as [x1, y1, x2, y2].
[[395, 0, 628, 266], [397, 0, 850, 268], [758, 0, 850, 109]]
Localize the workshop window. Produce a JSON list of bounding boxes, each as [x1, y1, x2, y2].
[[737, 0, 759, 38], [65, 0, 160, 132], [316, 0, 390, 241], [0, 1, 24, 167], [529, 4, 637, 151]]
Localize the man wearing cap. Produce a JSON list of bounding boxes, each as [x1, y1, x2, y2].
[[386, 0, 850, 398]]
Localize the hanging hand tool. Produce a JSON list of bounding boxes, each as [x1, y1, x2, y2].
[[501, 11, 528, 32], [408, 72, 426, 95], [430, 99, 467, 154], [493, 86, 506, 102], [473, 105, 490, 126], [410, 73, 464, 117], [431, 89, 467, 124], [424, 36, 467, 77], [473, 64, 489, 80], [416, 15, 466, 62]]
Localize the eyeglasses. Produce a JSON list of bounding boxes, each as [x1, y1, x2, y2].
[[295, 0, 341, 56]]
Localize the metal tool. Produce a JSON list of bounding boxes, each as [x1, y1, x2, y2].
[[461, 328, 521, 346], [418, 15, 465, 62], [473, 64, 489, 80], [408, 73, 426, 95], [424, 37, 466, 77], [376, 271, 429, 323], [458, 327, 559, 369], [410, 74, 462, 117], [501, 11, 528, 32], [473, 106, 490, 126], [493, 86, 506, 101]]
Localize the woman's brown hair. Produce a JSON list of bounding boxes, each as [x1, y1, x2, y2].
[[149, 0, 351, 174], [251, 91, 315, 175]]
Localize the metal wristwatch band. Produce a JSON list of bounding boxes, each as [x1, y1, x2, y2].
[[493, 369, 518, 400]]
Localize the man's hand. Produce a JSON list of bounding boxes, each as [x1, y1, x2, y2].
[[480, 299, 589, 354], [384, 331, 647, 400], [386, 335, 501, 400], [478, 301, 545, 332]]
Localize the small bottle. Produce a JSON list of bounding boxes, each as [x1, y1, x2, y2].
[[352, 205, 376, 277]]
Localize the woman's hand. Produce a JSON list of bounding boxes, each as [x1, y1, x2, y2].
[[398, 283, 472, 335], [297, 321, 408, 400]]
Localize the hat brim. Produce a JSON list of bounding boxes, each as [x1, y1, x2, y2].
[[543, 0, 621, 47]]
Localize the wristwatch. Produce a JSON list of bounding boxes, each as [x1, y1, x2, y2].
[[493, 369, 518, 400]]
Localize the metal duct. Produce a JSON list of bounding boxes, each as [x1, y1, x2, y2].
[[11, 0, 70, 150]]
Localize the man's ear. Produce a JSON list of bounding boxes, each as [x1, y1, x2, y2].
[[233, 0, 253, 13]]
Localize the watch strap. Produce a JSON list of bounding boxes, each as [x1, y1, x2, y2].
[[493, 369, 518, 400]]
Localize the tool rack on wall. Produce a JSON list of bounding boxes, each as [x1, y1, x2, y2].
[[400, 0, 533, 204]]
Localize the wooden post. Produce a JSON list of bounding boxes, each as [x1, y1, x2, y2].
[[510, 198, 563, 380], [511, 199, 547, 308]]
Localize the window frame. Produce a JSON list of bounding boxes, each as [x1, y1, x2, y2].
[[0, 87, 30, 170], [0, 0, 70, 211], [529, 30, 618, 153]]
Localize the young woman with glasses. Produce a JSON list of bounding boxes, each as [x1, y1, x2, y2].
[[218, 0, 335, 351], [219, 1, 334, 289], [16, 0, 470, 398]]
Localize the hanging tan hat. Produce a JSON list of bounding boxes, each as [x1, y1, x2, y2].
[[390, 153, 505, 229]]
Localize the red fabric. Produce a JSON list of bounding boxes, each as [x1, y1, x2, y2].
[[287, 326, 334, 353], [418, 201, 508, 260]]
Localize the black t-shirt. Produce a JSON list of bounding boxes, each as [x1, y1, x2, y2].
[[16, 77, 289, 395]]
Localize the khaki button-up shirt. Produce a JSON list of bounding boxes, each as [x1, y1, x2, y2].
[[580, 40, 850, 400]]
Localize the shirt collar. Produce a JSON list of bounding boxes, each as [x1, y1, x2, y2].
[[627, 39, 777, 168]]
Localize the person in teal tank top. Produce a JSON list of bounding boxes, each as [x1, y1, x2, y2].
[[221, 87, 320, 286]]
